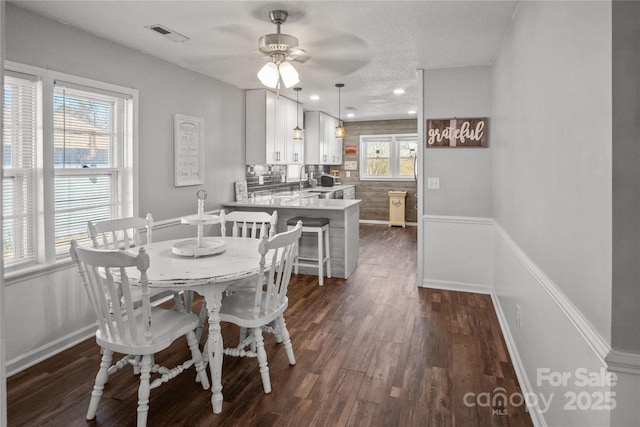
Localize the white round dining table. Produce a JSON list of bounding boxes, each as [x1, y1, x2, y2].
[[127, 236, 269, 415]]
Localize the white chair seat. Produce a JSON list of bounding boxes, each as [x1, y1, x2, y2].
[[96, 307, 200, 355], [219, 291, 288, 328]]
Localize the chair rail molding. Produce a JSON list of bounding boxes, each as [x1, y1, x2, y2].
[[606, 349, 640, 375], [494, 223, 611, 365]]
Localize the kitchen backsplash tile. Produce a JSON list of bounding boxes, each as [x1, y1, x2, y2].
[[245, 164, 329, 198]]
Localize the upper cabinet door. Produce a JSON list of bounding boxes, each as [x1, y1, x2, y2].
[[245, 89, 289, 165], [304, 111, 342, 165]]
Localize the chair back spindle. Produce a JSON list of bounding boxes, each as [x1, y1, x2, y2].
[[88, 214, 153, 250], [223, 210, 278, 239]]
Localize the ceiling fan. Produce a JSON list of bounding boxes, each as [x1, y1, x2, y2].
[[256, 10, 309, 89]]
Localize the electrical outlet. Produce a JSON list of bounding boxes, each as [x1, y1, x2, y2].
[[258, 175, 264, 185], [346, 171, 351, 178], [515, 304, 521, 328], [427, 177, 440, 189], [281, 174, 285, 183]]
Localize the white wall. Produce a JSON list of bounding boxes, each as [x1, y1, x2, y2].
[[611, 0, 640, 355], [4, 4, 245, 373], [492, 0, 612, 344], [423, 66, 492, 218], [492, 1, 620, 425], [421, 66, 494, 293]]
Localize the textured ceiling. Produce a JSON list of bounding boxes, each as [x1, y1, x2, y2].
[[12, 0, 518, 121]]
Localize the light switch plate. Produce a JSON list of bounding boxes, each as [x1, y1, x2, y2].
[[258, 175, 264, 185], [427, 177, 440, 189]]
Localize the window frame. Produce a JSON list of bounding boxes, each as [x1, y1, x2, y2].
[[3, 61, 139, 278], [359, 133, 418, 181]]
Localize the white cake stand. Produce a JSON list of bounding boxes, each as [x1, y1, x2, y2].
[[171, 190, 226, 257]]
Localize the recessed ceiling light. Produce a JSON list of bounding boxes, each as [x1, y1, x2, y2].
[[309, 95, 320, 100], [393, 88, 405, 95], [408, 110, 416, 114], [347, 113, 355, 118]]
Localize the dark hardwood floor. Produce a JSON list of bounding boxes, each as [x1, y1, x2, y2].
[[7, 224, 532, 426]]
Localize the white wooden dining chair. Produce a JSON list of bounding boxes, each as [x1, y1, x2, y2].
[[190, 210, 280, 342], [87, 214, 180, 307], [88, 214, 153, 250], [69, 240, 209, 427], [219, 221, 302, 394], [221, 209, 278, 239]]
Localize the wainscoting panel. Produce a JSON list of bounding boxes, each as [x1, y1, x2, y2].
[[421, 215, 493, 293], [492, 223, 612, 427]]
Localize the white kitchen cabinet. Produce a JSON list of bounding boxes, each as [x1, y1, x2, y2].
[[305, 111, 343, 165], [246, 89, 302, 165]]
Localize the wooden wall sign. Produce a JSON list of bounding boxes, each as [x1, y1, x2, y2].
[[426, 117, 488, 147]]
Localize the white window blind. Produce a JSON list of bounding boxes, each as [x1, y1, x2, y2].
[[53, 82, 133, 257], [3, 72, 38, 268]]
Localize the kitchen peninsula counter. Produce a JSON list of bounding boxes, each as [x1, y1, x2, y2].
[[222, 197, 360, 279]]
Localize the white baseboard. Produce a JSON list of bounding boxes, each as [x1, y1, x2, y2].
[[359, 219, 418, 226], [491, 292, 547, 427], [421, 278, 491, 294]]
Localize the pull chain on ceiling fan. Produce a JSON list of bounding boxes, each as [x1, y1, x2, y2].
[[257, 10, 301, 89]]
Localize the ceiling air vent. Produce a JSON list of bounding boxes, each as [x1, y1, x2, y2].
[[145, 24, 190, 43]]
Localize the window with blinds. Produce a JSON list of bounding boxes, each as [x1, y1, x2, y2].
[[53, 82, 133, 257], [2, 72, 38, 268], [359, 134, 418, 180], [2, 62, 137, 273]]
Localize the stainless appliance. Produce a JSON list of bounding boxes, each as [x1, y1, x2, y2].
[[320, 175, 337, 187]]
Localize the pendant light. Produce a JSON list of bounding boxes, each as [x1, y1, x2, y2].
[[335, 83, 345, 139], [293, 87, 303, 140]]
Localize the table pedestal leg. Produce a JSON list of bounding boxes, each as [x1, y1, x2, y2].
[[201, 287, 224, 414]]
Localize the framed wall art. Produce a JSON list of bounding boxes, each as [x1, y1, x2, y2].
[[174, 114, 204, 186], [426, 117, 488, 147]]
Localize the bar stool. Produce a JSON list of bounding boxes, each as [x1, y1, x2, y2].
[[286, 216, 331, 286]]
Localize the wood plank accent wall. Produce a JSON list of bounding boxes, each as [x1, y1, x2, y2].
[[337, 119, 418, 222]]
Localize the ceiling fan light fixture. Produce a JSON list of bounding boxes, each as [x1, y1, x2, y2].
[[257, 62, 279, 88], [278, 61, 299, 88]]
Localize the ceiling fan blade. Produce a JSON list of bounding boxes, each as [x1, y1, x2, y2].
[[296, 32, 371, 74], [289, 48, 310, 64]]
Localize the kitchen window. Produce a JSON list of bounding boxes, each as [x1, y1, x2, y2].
[[3, 62, 137, 273], [359, 134, 418, 180]]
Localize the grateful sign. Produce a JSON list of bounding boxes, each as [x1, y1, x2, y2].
[[426, 117, 488, 147]]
